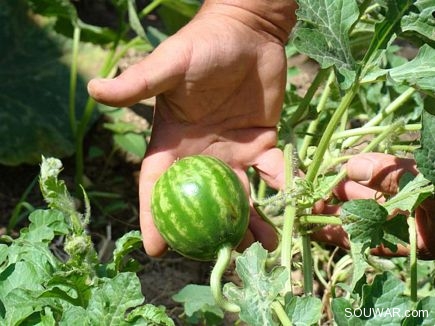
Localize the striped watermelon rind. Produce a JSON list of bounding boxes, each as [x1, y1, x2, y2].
[[151, 155, 250, 261]]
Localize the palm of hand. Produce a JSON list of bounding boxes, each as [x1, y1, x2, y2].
[[150, 14, 287, 167], [88, 13, 288, 256]]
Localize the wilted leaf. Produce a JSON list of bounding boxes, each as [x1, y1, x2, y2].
[[388, 45, 435, 94], [223, 242, 288, 326], [401, 0, 435, 43], [87, 273, 147, 325]]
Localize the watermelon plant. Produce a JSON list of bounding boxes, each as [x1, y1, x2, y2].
[[0, 157, 175, 325], [159, 0, 435, 324]]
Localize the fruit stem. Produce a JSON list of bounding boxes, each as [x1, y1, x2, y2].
[[210, 245, 241, 313]]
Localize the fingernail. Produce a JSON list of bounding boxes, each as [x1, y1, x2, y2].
[[348, 158, 373, 182]]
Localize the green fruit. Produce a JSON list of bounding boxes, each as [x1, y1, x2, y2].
[[151, 155, 250, 261]]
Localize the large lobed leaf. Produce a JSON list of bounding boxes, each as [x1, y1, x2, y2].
[[0, 157, 174, 325], [388, 45, 435, 95], [401, 0, 435, 45], [223, 243, 288, 326], [293, 0, 359, 89], [0, 1, 89, 165], [223, 242, 322, 325]]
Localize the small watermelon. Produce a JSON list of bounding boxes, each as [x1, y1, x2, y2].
[[151, 155, 250, 261]]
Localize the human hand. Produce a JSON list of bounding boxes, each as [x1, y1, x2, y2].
[[313, 153, 435, 259], [88, 1, 297, 256]]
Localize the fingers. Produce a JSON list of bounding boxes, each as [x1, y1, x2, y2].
[[87, 36, 189, 107], [252, 147, 285, 190], [346, 153, 417, 194], [139, 150, 177, 257], [232, 168, 279, 251]]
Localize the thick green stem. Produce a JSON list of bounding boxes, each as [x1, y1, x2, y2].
[[301, 234, 313, 295], [289, 68, 330, 127], [69, 25, 81, 136], [299, 70, 335, 162], [74, 36, 125, 189], [305, 83, 359, 184], [271, 301, 292, 326], [407, 216, 417, 302], [210, 245, 240, 313], [139, 0, 164, 19], [298, 215, 342, 225], [282, 144, 296, 294], [332, 124, 420, 141]]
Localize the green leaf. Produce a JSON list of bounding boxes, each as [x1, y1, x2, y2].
[[340, 200, 389, 288], [402, 296, 435, 325], [111, 231, 143, 273], [340, 199, 388, 247], [113, 133, 147, 158], [388, 45, 435, 94], [26, 0, 78, 24], [293, 0, 359, 89], [284, 294, 322, 325], [0, 262, 46, 298], [59, 306, 90, 325], [158, 0, 201, 35], [362, 0, 413, 66], [415, 109, 435, 184], [333, 272, 413, 325], [331, 298, 362, 326], [126, 304, 175, 325], [22, 209, 70, 243], [383, 173, 434, 214], [172, 284, 224, 320], [127, 0, 149, 41], [223, 242, 288, 326], [87, 273, 147, 325], [401, 0, 435, 43], [0, 2, 92, 165]]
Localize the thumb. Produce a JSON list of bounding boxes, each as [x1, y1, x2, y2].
[[88, 36, 189, 107]]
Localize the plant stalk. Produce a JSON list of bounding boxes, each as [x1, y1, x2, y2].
[[298, 215, 342, 225], [408, 215, 417, 302], [69, 25, 81, 136], [210, 246, 240, 313], [332, 123, 420, 141], [289, 68, 330, 127], [139, 0, 164, 19], [305, 83, 359, 184], [342, 87, 416, 149], [301, 234, 313, 295], [282, 144, 296, 294], [299, 70, 335, 162], [271, 301, 292, 326]]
